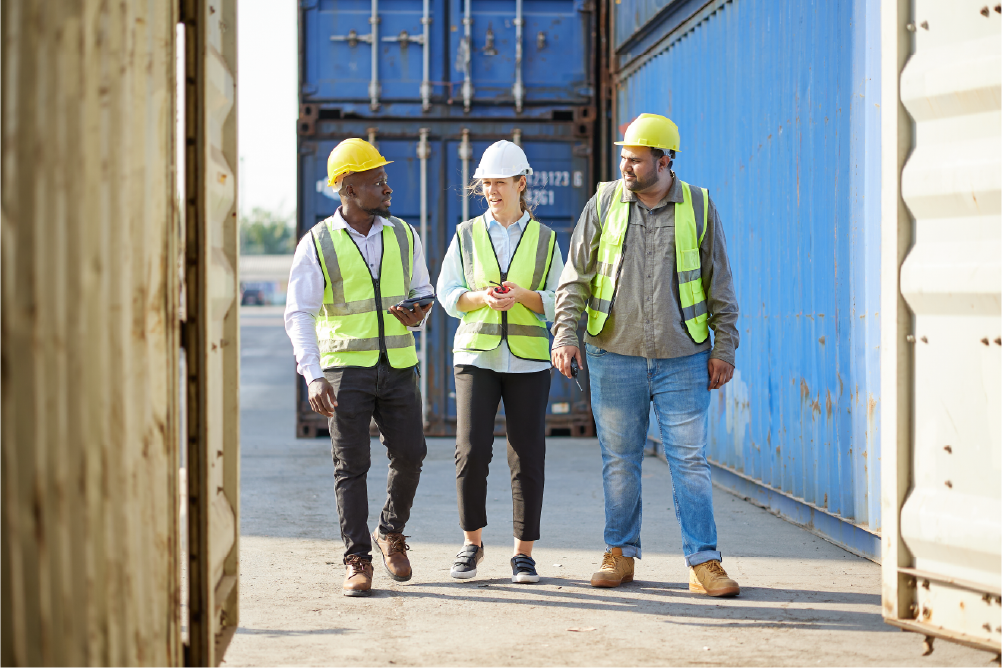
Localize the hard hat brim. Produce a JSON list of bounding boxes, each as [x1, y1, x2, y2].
[[613, 141, 679, 152], [472, 168, 533, 179], [327, 159, 393, 187]]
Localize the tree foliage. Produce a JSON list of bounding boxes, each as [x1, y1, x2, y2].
[[240, 207, 295, 255]]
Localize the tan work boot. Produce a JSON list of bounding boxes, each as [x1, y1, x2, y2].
[[689, 559, 740, 597], [343, 555, 373, 597], [590, 548, 634, 588], [372, 529, 413, 582]]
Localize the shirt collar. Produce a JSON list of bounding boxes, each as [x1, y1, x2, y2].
[[483, 209, 530, 230], [620, 170, 682, 210], [332, 207, 392, 238]]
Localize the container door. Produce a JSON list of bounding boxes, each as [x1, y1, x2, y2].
[[448, 0, 592, 108], [182, 0, 241, 664], [302, 0, 447, 112], [882, 0, 1001, 654]]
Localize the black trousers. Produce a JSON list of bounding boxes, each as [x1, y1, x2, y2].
[[325, 358, 427, 558], [454, 365, 550, 541]]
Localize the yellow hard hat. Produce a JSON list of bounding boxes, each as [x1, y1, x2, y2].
[[614, 113, 680, 152], [326, 138, 393, 188]]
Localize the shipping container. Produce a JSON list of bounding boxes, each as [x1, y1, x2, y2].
[[296, 120, 595, 438], [1, 0, 241, 665], [880, 0, 1001, 655], [298, 0, 595, 119], [615, 0, 882, 560]]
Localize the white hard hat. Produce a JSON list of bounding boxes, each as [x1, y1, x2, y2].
[[473, 140, 533, 179]]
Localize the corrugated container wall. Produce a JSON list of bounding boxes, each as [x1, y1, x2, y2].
[[297, 0, 598, 438], [1, 1, 182, 665], [616, 0, 882, 558], [881, 0, 1001, 654]]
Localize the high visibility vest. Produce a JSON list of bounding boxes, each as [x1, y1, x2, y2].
[[586, 179, 710, 343], [454, 217, 557, 361], [311, 216, 419, 369]]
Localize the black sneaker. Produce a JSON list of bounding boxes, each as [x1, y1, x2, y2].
[[511, 554, 539, 583], [450, 543, 484, 579]]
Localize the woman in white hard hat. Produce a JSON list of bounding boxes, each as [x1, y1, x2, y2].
[[436, 140, 565, 583]]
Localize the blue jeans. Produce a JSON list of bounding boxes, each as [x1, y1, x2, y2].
[[586, 344, 721, 567]]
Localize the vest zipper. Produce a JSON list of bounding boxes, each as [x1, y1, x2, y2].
[[499, 270, 508, 342], [372, 276, 387, 355]]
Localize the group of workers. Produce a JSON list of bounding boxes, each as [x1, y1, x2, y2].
[[284, 113, 741, 598]]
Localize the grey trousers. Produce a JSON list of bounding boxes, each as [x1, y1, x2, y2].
[[325, 358, 427, 558]]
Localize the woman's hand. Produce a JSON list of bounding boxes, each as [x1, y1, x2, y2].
[[484, 286, 516, 311], [502, 281, 544, 314]]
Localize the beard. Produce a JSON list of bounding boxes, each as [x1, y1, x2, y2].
[[363, 204, 391, 218], [623, 170, 659, 192]]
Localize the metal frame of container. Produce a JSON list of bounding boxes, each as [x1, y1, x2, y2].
[[611, 0, 883, 561], [880, 0, 1001, 655]]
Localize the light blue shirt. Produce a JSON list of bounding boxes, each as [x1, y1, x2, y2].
[[437, 210, 565, 373]]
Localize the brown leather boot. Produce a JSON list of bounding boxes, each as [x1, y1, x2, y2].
[[343, 555, 373, 597], [590, 548, 635, 588], [372, 529, 412, 582]]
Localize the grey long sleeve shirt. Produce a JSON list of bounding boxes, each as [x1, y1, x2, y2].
[[551, 172, 739, 366]]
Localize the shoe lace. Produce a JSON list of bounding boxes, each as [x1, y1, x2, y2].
[[600, 552, 618, 570], [703, 560, 727, 577], [345, 555, 370, 575], [386, 533, 411, 556]]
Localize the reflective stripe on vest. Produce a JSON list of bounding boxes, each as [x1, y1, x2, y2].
[[585, 179, 710, 343], [454, 217, 556, 361], [312, 216, 418, 368]]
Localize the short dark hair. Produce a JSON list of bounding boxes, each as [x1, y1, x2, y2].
[[650, 148, 676, 161]]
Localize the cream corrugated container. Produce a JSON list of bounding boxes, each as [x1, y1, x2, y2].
[[1, 0, 241, 664], [881, 0, 1002, 654]]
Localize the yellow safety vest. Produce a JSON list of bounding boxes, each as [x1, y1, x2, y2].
[[311, 216, 419, 368], [453, 217, 556, 361], [586, 179, 710, 343]]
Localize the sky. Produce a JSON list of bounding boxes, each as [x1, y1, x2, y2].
[[237, 0, 299, 220]]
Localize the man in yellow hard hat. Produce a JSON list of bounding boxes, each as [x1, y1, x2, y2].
[[285, 138, 434, 597], [551, 113, 741, 596]]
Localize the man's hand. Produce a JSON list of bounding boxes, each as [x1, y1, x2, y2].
[[551, 345, 583, 379], [484, 287, 516, 312], [708, 358, 735, 390], [309, 377, 338, 417], [389, 302, 433, 327]]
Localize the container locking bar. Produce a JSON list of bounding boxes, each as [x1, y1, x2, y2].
[[512, 0, 524, 113], [328, 0, 381, 110], [459, 128, 472, 221], [417, 128, 431, 424]]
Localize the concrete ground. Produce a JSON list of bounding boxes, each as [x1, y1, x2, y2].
[[227, 307, 991, 667]]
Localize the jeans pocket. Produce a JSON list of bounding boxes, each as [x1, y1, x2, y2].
[[584, 342, 607, 357]]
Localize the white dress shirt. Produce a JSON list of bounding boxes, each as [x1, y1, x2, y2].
[[285, 209, 434, 383], [437, 209, 564, 373]]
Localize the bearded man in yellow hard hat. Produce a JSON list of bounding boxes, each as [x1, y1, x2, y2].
[[285, 138, 434, 597], [551, 113, 742, 596]]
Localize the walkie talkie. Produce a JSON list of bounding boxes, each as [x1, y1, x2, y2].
[[569, 357, 583, 391]]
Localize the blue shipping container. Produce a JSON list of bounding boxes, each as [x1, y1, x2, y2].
[[296, 120, 595, 437], [299, 0, 594, 119], [616, 0, 882, 559]]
